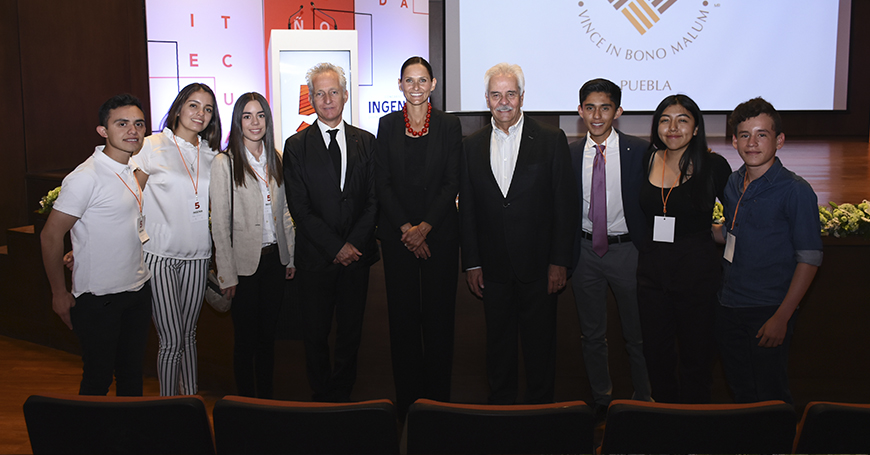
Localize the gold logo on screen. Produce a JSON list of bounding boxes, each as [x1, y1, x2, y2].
[[576, 0, 721, 62], [609, 0, 677, 35]]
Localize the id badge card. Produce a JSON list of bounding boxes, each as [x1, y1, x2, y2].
[[189, 197, 208, 223], [724, 232, 736, 262], [137, 214, 150, 244], [265, 192, 272, 208], [653, 216, 676, 243]]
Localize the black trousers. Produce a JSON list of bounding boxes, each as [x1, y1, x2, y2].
[[297, 264, 370, 402], [230, 248, 285, 398], [482, 273, 557, 405], [636, 231, 720, 403], [70, 282, 152, 396], [381, 236, 458, 416]]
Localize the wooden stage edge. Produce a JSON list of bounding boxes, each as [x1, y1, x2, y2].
[[706, 136, 869, 205]]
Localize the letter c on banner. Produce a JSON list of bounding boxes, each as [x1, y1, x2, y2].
[[223, 54, 232, 67]]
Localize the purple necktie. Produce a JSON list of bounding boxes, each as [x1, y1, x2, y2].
[[590, 144, 608, 257]]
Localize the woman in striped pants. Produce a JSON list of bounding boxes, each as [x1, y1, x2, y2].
[[133, 83, 222, 395]]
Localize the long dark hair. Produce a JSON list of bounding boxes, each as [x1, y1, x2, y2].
[[650, 94, 714, 208], [162, 83, 222, 151], [224, 92, 283, 187]]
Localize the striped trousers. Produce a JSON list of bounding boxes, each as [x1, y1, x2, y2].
[[144, 252, 208, 396]]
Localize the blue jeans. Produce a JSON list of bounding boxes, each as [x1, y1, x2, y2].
[[715, 304, 796, 404]]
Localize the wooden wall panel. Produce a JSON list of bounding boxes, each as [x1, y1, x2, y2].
[[0, 0, 28, 245], [17, 0, 150, 174]]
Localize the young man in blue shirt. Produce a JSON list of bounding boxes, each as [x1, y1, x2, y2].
[[715, 97, 822, 404]]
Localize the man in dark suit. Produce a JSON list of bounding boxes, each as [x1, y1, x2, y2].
[[570, 79, 651, 418], [283, 63, 378, 402], [460, 62, 578, 404]]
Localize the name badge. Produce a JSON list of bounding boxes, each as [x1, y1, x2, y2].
[[137, 214, 150, 244], [724, 232, 736, 263], [189, 197, 208, 223], [653, 216, 676, 243]]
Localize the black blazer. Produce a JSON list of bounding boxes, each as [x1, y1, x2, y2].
[[460, 116, 579, 284], [283, 121, 379, 272], [375, 109, 461, 243], [569, 130, 651, 268]]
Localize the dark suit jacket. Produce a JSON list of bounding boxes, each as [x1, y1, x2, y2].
[[283, 121, 379, 272], [460, 116, 579, 284], [569, 130, 651, 268], [375, 108, 461, 243]]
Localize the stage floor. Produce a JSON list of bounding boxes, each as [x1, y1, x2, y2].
[[708, 136, 869, 205]]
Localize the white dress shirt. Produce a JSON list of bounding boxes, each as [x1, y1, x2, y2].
[[581, 128, 629, 236], [245, 147, 278, 247], [490, 112, 525, 197]]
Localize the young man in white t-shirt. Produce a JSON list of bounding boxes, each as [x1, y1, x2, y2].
[[40, 94, 153, 396]]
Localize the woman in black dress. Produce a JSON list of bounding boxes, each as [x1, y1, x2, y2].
[[637, 94, 732, 403], [375, 56, 461, 418]]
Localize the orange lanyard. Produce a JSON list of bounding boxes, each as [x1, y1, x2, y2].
[[248, 147, 271, 190], [174, 136, 200, 197], [115, 172, 143, 214], [730, 171, 751, 230], [660, 149, 681, 215], [251, 165, 270, 187]]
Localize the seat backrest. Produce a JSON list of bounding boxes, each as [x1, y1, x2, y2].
[[405, 399, 594, 454], [600, 399, 796, 454], [794, 401, 870, 454], [23, 394, 215, 455], [212, 396, 399, 454]]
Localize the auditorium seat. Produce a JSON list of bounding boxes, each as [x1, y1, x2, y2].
[[599, 399, 796, 454], [23, 394, 214, 454], [404, 399, 594, 454], [793, 401, 870, 453], [212, 396, 399, 454]]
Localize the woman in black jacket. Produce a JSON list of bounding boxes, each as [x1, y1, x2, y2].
[[375, 56, 462, 418]]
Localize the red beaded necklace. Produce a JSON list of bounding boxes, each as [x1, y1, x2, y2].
[[403, 102, 431, 137]]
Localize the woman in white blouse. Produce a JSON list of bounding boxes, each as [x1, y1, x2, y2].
[[210, 92, 295, 398], [133, 83, 222, 396]]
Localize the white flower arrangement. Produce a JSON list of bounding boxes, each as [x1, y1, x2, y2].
[[37, 186, 61, 215], [713, 201, 725, 225], [819, 200, 870, 238]]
